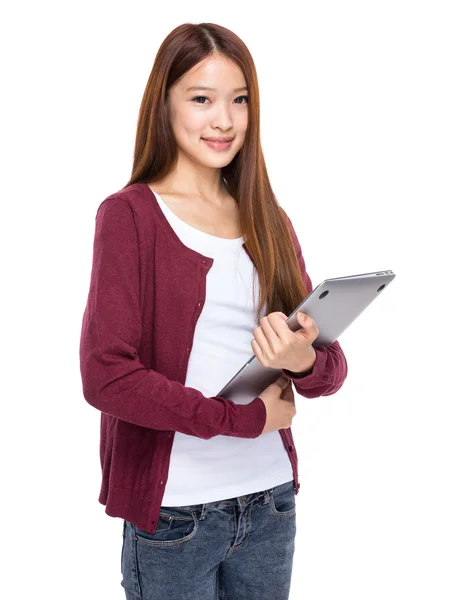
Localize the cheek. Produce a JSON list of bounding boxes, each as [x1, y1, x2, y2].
[[172, 110, 204, 139], [237, 112, 248, 130], [235, 121, 248, 143], [182, 110, 208, 134]]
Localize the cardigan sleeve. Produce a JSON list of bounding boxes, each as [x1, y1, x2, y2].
[[79, 197, 266, 439], [279, 207, 348, 399]]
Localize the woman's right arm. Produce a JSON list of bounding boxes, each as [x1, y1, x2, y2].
[[79, 197, 266, 440]]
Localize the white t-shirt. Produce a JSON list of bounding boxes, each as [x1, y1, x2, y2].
[[152, 191, 293, 506]]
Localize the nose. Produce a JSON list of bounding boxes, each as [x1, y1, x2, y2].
[[210, 102, 234, 131]]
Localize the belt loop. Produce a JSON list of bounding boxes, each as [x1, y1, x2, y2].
[[199, 503, 207, 521]]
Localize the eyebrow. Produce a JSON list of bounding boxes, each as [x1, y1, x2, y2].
[[185, 86, 248, 92]]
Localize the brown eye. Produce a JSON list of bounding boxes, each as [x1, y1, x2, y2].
[[192, 96, 249, 105]]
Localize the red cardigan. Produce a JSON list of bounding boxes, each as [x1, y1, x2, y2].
[[79, 183, 348, 533]]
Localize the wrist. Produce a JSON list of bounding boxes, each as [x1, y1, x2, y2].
[[289, 348, 317, 377]]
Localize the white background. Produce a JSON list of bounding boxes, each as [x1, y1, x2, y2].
[[1, 1, 470, 599]]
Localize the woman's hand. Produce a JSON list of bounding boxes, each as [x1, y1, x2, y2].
[[251, 311, 319, 373]]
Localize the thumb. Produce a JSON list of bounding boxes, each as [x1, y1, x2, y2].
[[278, 375, 289, 388], [297, 311, 308, 326]]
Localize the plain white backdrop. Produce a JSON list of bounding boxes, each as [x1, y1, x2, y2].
[[1, 1, 470, 599]]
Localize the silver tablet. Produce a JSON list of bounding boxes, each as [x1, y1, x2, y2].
[[216, 269, 396, 404]]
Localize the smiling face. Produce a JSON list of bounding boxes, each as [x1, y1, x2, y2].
[[166, 54, 249, 169]]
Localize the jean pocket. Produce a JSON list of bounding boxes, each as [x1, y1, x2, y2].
[[134, 507, 199, 547], [270, 484, 296, 518]]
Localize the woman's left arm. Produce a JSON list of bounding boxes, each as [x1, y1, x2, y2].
[[279, 208, 348, 399]]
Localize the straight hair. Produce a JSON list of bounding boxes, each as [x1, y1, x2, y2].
[[123, 22, 309, 323]]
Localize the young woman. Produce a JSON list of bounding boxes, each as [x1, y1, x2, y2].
[[79, 22, 348, 600]]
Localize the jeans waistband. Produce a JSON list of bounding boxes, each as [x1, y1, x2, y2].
[[161, 479, 294, 516]]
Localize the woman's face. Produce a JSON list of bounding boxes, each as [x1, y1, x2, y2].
[[167, 55, 249, 169]]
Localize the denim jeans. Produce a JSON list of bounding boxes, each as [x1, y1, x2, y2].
[[121, 479, 296, 599]]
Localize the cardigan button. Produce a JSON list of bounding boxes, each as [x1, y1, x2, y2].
[[289, 445, 294, 451]]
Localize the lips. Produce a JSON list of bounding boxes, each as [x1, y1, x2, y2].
[[202, 137, 234, 143], [202, 138, 234, 151]]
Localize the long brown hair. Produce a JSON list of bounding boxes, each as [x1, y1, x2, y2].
[[123, 22, 309, 324]]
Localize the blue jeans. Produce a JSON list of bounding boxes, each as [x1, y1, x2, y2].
[[121, 479, 296, 599]]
